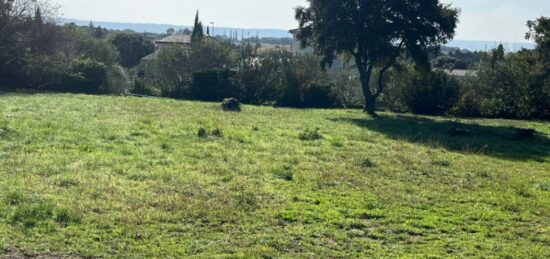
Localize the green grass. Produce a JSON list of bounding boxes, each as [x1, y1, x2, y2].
[[0, 93, 549, 258]]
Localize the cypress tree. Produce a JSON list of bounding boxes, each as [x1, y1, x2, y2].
[[191, 10, 204, 43]]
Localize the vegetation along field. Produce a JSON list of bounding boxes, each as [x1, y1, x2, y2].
[[0, 93, 548, 257]]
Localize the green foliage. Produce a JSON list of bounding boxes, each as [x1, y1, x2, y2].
[[403, 69, 460, 115], [295, 0, 459, 113], [132, 79, 161, 96], [67, 26, 120, 66], [197, 127, 224, 139], [63, 58, 109, 94], [190, 69, 245, 101], [191, 10, 204, 43], [298, 127, 323, 141], [273, 165, 294, 181], [455, 50, 548, 119], [301, 83, 338, 108], [144, 40, 236, 98], [11, 202, 55, 228], [110, 33, 155, 68], [221, 98, 242, 112]]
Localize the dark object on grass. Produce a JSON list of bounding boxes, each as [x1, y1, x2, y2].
[[513, 128, 536, 140], [447, 128, 472, 136], [221, 98, 241, 112], [299, 128, 323, 141], [212, 128, 223, 137], [198, 127, 223, 139], [197, 127, 207, 138]]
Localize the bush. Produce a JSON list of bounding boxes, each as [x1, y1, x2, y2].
[[62, 58, 109, 94], [191, 69, 245, 102], [197, 127, 223, 139], [132, 79, 161, 96], [453, 50, 549, 119], [302, 83, 339, 108], [221, 98, 242, 112], [299, 128, 323, 141], [144, 40, 236, 99], [403, 69, 460, 115]]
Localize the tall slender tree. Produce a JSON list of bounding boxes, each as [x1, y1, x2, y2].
[[295, 0, 459, 115], [191, 10, 204, 43]]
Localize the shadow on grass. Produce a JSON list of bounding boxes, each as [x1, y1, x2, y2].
[[331, 114, 550, 162]]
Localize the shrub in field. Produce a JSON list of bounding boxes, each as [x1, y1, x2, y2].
[[197, 127, 208, 138], [221, 98, 242, 112], [273, 165, 294, 181], [299, 128, 323, 141], [197, 127, 223, 139], [211, 128, 223, 138]]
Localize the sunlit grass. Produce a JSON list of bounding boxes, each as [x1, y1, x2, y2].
[[0, 93, 549, 257]]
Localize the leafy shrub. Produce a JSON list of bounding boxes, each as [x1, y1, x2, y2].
[[221, 98, 242, 112], [197, 127, 223, 139], [63, 58, 108, 94], [197, 127, 208, 138], [133, 79, 161, 96], [302, 83, 338, 108], [144, 41, 236, 99], [110, 33, 155, 68], [191, 69, 245, 102], [454, 50, 549, 119], [211, 128, 223, 138], [403, 69, 460, 115], [274, 165, 294, 181], [299, 128, 323, 141]]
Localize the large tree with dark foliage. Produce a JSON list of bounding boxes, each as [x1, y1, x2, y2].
[[110, 33, 155, 68], [295, 0, 459, 115], [526, 17, 550, 118]]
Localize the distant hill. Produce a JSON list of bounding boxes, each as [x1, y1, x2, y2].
[[446, 40, 534, 52], [64, 18, 292, 39], [64, 18, 536, 52]]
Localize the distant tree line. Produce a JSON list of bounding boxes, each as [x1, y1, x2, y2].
[[1, 0, 548, 120], [0, 0, 154, 94]]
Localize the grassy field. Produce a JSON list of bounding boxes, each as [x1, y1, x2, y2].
[[0, 93, 549, 258]]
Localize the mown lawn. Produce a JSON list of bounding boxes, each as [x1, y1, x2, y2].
[[0, 93, 549, 258]]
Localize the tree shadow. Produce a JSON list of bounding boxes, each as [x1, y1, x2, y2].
[[331, 114, 550, 162]]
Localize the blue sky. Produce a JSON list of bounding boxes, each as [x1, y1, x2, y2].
[[52, 0, 549, 42]]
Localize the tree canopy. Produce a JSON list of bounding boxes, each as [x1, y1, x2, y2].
[[295, 0, 459, 114], [110, 33, 155, 68]]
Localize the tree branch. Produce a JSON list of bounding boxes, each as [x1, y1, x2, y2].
[[374, 42, 404, 98]]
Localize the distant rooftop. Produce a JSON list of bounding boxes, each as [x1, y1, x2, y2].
[[156, 34, 191, 44], [443, 69, 470, 77]]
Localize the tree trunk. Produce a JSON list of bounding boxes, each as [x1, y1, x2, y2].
[[364, 93, 377, 115], [357, 60, 377, 115]]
